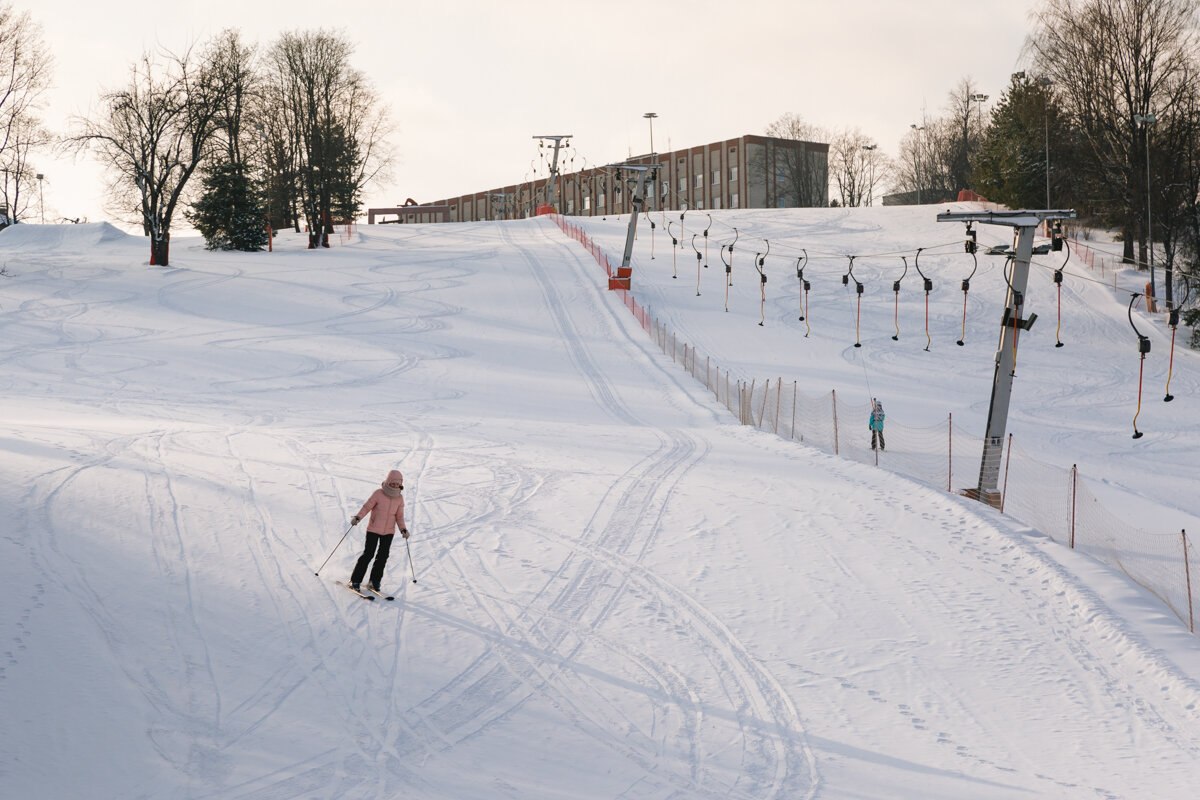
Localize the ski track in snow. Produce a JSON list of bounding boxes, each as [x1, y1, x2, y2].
[[2, 215, 1199, 798], [285, 223, 819, 799]]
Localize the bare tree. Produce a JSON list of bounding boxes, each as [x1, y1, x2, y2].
[[70, 44, 231, 265], [946, 77, 986, 193], [1151, 67, 1200, 309], [0, 114, 50, 221], [759, 113, 828, 207], [829, 128, 889, 207], [1027, 0, 1200, 281], [894, 114, 960, 204], [0, 3, 52, 221], [205, 29, 258, 169], [266, 29, 392, 248]]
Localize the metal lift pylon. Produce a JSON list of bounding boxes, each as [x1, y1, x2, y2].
[[936, 208, 1077, 507]]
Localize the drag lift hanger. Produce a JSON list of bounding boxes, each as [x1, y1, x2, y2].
[[914, 248, 933, 351], [957, 224, 978, 346], [892, 255, 908, 340], [1052, 221, 1067, 348], [796, 251, 811, 336], [843, 255, 864, 346], [937, 208, 1077, 505], [723, 227, 738, 312], [667, 220, 679, 278], [756, 240, 770, 326], [1128, 293, 1151, 439]]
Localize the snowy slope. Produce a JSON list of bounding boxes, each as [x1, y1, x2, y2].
[[1, 211, 1198, 799]]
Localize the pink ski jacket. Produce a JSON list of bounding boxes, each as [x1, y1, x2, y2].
[[357, 469, 407, 535]]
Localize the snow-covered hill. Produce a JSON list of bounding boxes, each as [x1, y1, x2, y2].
[[1, 209, 1198, 799]]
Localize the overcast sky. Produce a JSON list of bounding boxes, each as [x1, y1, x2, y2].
[[26, 0, 1046, 227]]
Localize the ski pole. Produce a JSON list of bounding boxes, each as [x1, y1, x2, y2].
[[314, 522, 356, 576], [405, 537, 418, 584]]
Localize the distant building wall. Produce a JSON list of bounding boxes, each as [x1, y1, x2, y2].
[[371, 134, 829, 223]]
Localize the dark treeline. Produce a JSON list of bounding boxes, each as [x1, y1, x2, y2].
[[896, 0, 1200, 314]]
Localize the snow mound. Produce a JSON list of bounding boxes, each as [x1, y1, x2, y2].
[[0, 221, 139, 252]]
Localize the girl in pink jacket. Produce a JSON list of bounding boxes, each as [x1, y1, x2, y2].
[[349, 469, 409, 592]]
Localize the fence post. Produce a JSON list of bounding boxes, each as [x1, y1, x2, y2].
[[1183, 530, 1194, 633], [1000, 433, 1013, 514], [792, 381, 798, 441], [758, 379, 768, 428], [775, 378, 782, 434], [1070, 465, 1078, 549], [831, 389, 839, 455]]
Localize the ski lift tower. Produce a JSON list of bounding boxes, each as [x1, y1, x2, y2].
[[608, 163, 662, 289], [532, 135, 572, 214], [936, 208, 1076, 506]]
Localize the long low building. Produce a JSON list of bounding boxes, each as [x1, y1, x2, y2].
[[372, 133, 829, 224]]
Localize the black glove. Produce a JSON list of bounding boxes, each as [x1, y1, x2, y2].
[[351, 516, 361, 526], [401, 528, 409, 538]]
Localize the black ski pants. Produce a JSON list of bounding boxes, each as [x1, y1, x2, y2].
[[871, 429, 885, 451], [351, 531, 394, 587]]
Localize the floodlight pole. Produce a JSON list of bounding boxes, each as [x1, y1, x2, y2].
[[937, 208, 1076, 504], [532, 135, 572, 212]]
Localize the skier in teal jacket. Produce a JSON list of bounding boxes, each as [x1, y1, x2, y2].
[[869, 399, 886, 452]]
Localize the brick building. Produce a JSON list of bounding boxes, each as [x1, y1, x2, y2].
[[371, 134, 828, 224]]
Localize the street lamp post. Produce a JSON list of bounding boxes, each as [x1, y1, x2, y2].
[[643, 112, 658, 155], [35, 173, 44, 224], [911, 124, 924, 204], [643, 113, 658, 211], [1039, 77, 1053, 209], [861, 144, 877, 207], [970, 93, 989, 135], [1134, 112, 1157, 299]]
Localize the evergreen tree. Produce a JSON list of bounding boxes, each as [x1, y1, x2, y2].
[[188, 161, 269, 251], [973, 73, 1079, 211]]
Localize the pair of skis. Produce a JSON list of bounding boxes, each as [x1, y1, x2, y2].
[[318, 528, 418, 602], [335, 581, 395, 601]]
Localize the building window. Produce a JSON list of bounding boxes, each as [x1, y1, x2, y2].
[[678, 177, 687, 192], [696, 200, 704, 210], [729, 165, 738, 182], [712, 197, 722, 210], [730, 193, 739, 209], [694, 173, 702, 189], [712, 170, 721, 186]]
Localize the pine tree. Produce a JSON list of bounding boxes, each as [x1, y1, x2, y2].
[[188, 162, 269, 251]]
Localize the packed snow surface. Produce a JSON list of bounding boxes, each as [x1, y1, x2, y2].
[[1, 206, 1199, 799]]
